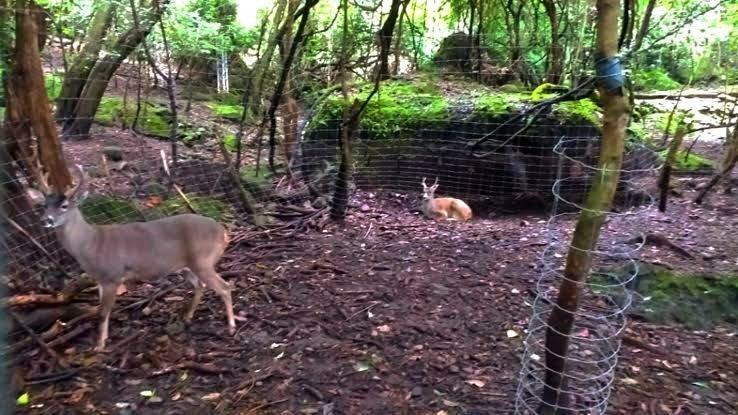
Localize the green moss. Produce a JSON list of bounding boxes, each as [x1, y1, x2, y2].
[[79, 195, 144, 225], [530, 83, 559, 102], [553, 99, 601, 126], [593, 265, 738, 328], [240, 165, 273, 194], [157, 195, 230, 221], [635, 269, 738, 328], [473, 94, 522, 117], [633, 68, 682, 91], [45, 73, 63, 100], [95, 97, 171, 137], [208, 102, 244, 121], [315, 79, 449, 138], [658, 150, 713, 171]]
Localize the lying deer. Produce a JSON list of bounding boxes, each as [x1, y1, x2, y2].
[[27, 165, 235, 351], [421, 177, 473, 221]]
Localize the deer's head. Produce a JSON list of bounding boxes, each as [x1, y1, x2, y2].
[[421, 177, 439, 201], [27, 165, 86, 228]]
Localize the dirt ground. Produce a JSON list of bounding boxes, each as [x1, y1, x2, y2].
[[9, 174, 738, 414]]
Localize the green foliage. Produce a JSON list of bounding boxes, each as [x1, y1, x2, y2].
[[95, 97, 171, 137], [657, 150, 713, 171], [79, 195, 144, 225], [45, 73, 63, 100], [627, 121, 650, 143], [632, 68, 682, 91], [553, 99, 601, 126], [157, 195, 230, 221], [658, 111, 692, 135]]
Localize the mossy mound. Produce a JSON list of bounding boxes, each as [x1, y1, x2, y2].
[[594, 264, 738, 329], [240, 165, 273, 195], [314, 78, 450, 137], [95, 97, 171, 137], [156, 195, 230, 222], [79, 195, 144, 225]]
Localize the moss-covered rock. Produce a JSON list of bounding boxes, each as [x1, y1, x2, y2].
[[95, 97, 171, 137], [79, 195, 145, 225], [156, 195, 230, 222]]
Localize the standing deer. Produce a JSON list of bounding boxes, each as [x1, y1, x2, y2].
[[27, 165, 235, 351], [421, 177, 473, 221]]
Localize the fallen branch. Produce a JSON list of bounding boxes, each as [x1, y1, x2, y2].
[[9, 310, 69, 368], [625, 233, 694, 259], [160, 150, 197, 214]]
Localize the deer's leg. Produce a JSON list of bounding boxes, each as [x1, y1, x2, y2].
[[195, 268, 236, 335], [95, 281, 119, 352], [183, 270, 205, 322]]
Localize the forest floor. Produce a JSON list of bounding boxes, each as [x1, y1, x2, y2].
[[10, 137, 738, 414]]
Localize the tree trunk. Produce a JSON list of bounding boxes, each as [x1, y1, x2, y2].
[[55, 2, 115, 123], [694, 120, 738, 204], [658, 120, 689, 211], [6, 0, 72, 192], [266, 0, 320, 171], [62, 1, 165, 140], [542, 0, 563, 84], [539, 0, 628, 413], [376, 0, 405, 80], [633, 0, 656, 52]]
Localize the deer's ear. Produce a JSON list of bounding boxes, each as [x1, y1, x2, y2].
[[26, 188, 45, 206]]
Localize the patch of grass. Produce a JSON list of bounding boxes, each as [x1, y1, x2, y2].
[[95, 97, 171, 137], [79, 195, 144, 225], [658, 150, 713, 171], [157, 195, 230, 221], [553, 98, 601, 126], [632, 68, 682, 91]]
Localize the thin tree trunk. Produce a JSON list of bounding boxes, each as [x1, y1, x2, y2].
[[55, 3, 115, 124], [393, 0, 408, 75], [62, 0, 166, 140], [659, 120, 689, 211], [542, 0, 563, 84], [633, 0, 656, 52], [376, 0, 405, 80], [539, 0, 628, 412], [7, 0, 72, 192], [266, 0, 320, 171]]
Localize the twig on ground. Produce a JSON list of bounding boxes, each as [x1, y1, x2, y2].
[[9, 310, 69, 368]]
